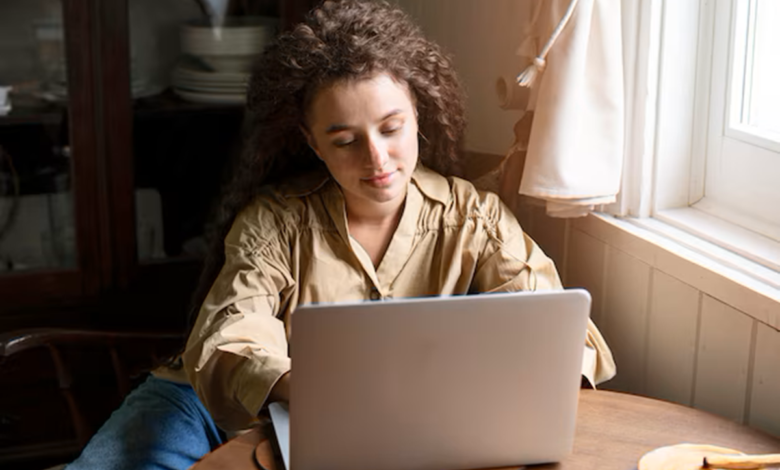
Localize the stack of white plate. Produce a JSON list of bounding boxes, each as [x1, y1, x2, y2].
[[172, 62, 248, 104], [174, 17, 274, 104]]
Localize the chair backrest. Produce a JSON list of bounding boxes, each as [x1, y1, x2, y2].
[[0, 328, 185, 467]]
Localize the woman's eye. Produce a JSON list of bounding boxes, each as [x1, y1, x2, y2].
[[333, 139, 355, 148], [382, 127, 401, 135]]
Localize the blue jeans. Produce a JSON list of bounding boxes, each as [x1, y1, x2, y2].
[[65, 375, 224, 470]]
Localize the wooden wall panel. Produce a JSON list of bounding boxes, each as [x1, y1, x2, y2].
[[749, 322, 780, 436], [566, 229, 607, 327], [694, 296, 753, 423], [601, 247, 651, 394], [645, 272, 700, 406], [531, 210, 569, 284]]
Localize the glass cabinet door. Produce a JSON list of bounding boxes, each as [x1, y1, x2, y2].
[[127, 0, 279, 265], [0, 0, 75, 273], [0, 0, 314, 318], [0, 0, 106, 313]]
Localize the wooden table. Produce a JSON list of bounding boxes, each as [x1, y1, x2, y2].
[[191, 390, 780, 470]]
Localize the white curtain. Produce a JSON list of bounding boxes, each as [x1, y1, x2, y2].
[[499, 0, 624, 218]]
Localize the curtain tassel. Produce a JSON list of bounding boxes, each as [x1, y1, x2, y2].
[[516, 0, 580, 88], [516, 57, 547, 87]]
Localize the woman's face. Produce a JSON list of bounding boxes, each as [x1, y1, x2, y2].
[[304, 73, 419, 215]]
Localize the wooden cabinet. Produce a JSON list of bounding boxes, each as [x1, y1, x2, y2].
[[0, 0, 314, 331], [0, 0, 315, 467]]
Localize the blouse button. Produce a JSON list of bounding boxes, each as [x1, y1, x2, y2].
[[369, 287, 381, 300]]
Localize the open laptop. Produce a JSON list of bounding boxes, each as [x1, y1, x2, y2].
[[269, 289, 591, 470]]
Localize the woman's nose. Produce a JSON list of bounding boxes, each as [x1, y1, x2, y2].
[[364, 136, 388, 170]]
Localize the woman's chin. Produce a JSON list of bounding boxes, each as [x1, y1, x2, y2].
[[353, 182, 407, 206], [364, 188, 404, 204]]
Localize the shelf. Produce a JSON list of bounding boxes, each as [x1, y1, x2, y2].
[[0, 103, 67, 127], [133, 89, 245, 119], [0, 89, 245, 127]]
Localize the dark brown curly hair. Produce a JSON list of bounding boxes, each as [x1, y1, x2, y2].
[[188, 0, 468, 323]]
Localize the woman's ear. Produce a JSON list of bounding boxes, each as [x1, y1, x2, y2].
[[300, 126, 322, 160]]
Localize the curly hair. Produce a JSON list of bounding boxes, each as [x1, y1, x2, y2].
[[188, 0, 467, 322]]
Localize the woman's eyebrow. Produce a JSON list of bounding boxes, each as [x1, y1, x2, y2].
[[325, 124, 350, 134], [324, 109, 405, 134], [380, 109, 404, 121]]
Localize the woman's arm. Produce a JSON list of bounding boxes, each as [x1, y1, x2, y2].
[[470, 194, 562, 293], [269, 371, 291, 403], [183, 203, 295, 431], [470, 194, 616, 385]]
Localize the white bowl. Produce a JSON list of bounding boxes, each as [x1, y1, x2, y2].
[[198, 55, 258, 73], [180, 17, 275, 57]]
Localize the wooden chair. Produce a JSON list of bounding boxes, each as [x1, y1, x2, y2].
[[0, 328, 185, 468]]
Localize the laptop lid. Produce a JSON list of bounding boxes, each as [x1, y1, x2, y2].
[[286, 289, 591, 470]]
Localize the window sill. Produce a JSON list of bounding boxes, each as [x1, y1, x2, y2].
[[650, 207, 780, 286], [576, 213, 780, 329]]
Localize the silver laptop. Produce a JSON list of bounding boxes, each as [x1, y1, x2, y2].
[[269, 289, 591, 470]]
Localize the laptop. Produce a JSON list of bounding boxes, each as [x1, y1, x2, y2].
[[269, 289, 591, 470]]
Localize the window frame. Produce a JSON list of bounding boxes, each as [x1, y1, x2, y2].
[[691, 0, 780, 241], [613, 0, 780, 287], [725, 0, 780, 154]]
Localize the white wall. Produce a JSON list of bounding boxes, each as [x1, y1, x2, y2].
[[398, 0, 780, 438], [394, 0, 532, 155]]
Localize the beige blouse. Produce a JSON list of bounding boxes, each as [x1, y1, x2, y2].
[[181, 165, 616, 431]]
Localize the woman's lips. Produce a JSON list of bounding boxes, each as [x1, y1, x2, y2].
[[362, 171, 395, 187]]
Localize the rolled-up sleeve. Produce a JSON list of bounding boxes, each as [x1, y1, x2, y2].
[[183, 206, 295, 431], [471, 195, 616, 386]]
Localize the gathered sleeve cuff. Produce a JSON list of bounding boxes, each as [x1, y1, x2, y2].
[[183, 204, 295, 431], [582, 318, 616, 386], [184, 298, 292, 431]]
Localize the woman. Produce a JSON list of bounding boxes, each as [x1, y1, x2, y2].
[[183, 0, 614, 431], [67, 1, 615, 468]]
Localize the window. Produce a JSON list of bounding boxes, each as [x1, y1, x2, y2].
[[617, 0, 780, 284], [730, 0, 780, 147], [693, 0, 780, 240]]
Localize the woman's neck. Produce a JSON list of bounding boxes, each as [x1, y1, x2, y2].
[[345, 193, 407, 268], [343, 188, 407, 227]]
